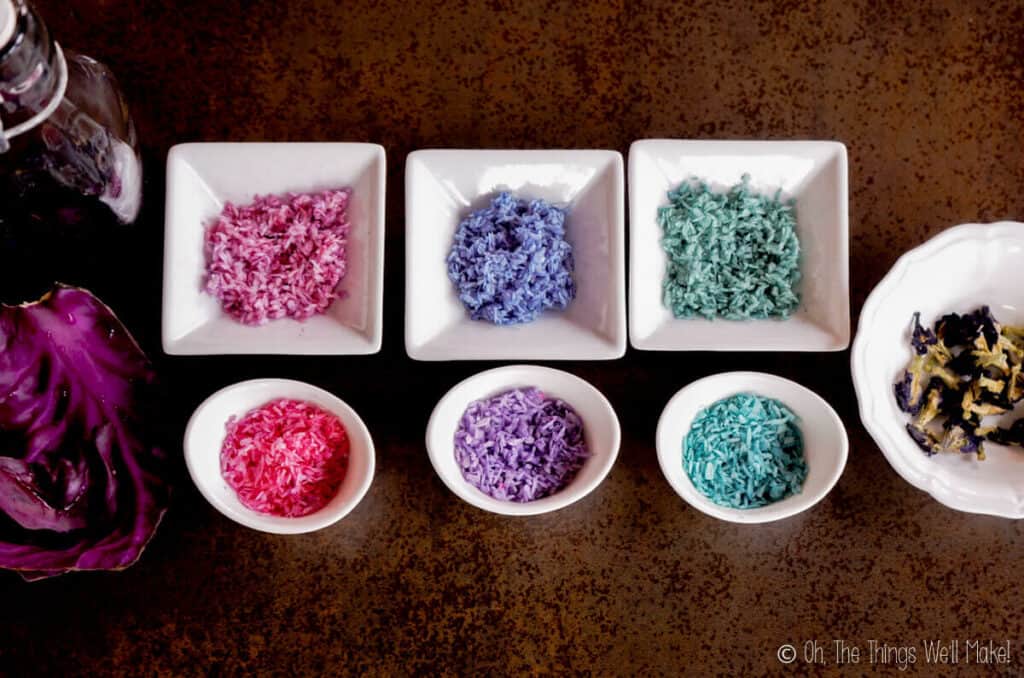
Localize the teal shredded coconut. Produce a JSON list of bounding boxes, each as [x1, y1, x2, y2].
[[683, 393, 807, 509], [658, 175, 801, 320]]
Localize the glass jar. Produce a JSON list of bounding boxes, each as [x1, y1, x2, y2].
[[0, 0, 142, 302]]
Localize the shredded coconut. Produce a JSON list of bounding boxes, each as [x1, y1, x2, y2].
[[446, 192, 576, 325], [454, 387, 589, 502], [659, 176, 801, 320], [683, 393, 806, 509], [220, 398, 350, 517], [203, 188, 351, 325]]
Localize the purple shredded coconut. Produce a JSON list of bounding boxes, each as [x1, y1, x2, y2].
[[454, 387, 590, 502], [446, 192, 576, 325]]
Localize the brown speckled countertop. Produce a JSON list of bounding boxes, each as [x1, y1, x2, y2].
[[2, 1, 1024, 675]]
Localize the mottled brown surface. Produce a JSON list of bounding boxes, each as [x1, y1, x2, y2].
[[2, 0, 1024, 675]]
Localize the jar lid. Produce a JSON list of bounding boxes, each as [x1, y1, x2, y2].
[[0, 0, 15, 50]]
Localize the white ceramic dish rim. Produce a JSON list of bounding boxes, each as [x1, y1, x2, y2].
[[425, 364, 621, 516], [403, 148, 627, 361], [656, 371, 849, 524], [184, 378, 376, 533], [627, 138, 850, 352], [162, 141, 387, 356], [852, 221, 1024, 518]]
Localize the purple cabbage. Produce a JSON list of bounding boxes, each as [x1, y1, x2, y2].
[[0, 286, 167, 580], [454, 387, 589, 502], [446, 192, 576, 325]]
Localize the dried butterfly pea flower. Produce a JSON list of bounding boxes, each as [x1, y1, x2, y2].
[[986, 419, 1024, 448], [911, 312, 941, 355], [894, 370, 926, 415], [893, 356, 957, 416], [917, 386, 944, 427], [906, 423, 941, 455], [941, 419, 984, 457], [936, 307, 999, 348], [894, 307, 1024, 460]]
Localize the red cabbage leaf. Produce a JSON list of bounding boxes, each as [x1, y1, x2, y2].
[[0, 286, 167, 579]]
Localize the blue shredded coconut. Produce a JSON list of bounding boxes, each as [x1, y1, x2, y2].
[[446, 192, 576, 325], [683, 393, 807, 509], [659, 176, 801, 320]]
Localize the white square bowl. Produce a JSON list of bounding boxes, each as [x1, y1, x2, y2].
[[405, 149, 627, 361], [628, 139, 850, 352], [162, 142, 386, 355]]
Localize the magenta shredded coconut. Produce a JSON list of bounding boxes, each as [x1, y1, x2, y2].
[[446, 192, 576, 325], [203, 188, 351, 325], [455, 387, 590, 502], [220, 398, 350, 517]]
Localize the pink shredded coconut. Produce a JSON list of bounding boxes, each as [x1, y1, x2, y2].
[[219, 398, 350, 517], [203, 188, 351, 325]]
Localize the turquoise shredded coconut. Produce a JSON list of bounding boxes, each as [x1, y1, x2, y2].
[[683, 393, 807, 509], [658, 175, 801, 320]]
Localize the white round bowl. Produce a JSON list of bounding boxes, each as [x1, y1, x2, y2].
[[184, 378, 375, 533], [656, 371, 848, 523], [852, 221, 1024, 518], [426, 365, 621, 516]]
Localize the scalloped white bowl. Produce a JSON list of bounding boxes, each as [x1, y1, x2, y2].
[[852, 221, 1024, 518]]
